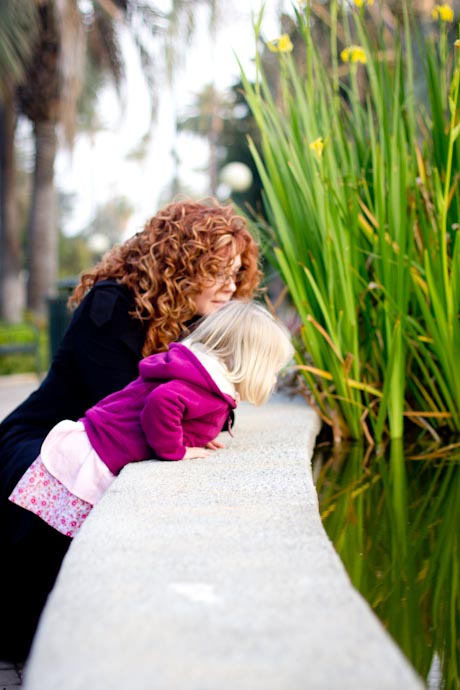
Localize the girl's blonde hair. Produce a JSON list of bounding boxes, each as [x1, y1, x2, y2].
[[184, 301, 294, 406]]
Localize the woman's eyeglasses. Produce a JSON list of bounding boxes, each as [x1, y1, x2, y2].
[[215, 268, 245, 286]]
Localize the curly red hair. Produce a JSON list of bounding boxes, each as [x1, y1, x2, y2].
[[69, 199, 261, 355]]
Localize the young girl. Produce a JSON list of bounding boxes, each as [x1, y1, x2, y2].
[[9, 301, 293, 539]]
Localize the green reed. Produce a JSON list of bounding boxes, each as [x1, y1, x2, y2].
[[242, 2, 460, 442]]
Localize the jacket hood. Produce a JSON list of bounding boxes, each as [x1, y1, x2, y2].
[[138, 343, 236, 408]]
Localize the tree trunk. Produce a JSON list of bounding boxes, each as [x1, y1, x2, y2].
[[27, 119, 58, 317], [209, 90, 221, 198], [0, 85, 23, 323]]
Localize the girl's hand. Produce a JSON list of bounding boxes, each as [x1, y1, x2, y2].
[[205, 439, 225, 451], [183, 446, 212, 459]]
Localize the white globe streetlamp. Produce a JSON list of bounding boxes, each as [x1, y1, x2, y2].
[[219, 162, 253, 197], [87, 233, 110, 256]]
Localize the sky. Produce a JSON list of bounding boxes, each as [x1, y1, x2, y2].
[[54, 0, 290, 240]]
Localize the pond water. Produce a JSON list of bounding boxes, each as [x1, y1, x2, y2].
[[313, 438, 460, 690]]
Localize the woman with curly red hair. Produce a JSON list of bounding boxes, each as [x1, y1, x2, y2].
[[0, 198, 261, 661]]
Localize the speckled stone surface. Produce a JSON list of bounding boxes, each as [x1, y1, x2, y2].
[[23, 395, 424, 690]]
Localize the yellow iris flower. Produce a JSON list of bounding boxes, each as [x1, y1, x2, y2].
[[341, 45, 367, 64], [354, 0, 374, 7], [432, 4, 454, 22], [268, 34, 294, 53], [309, 137, 324, 159]]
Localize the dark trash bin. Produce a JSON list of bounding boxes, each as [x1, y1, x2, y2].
[[48, 277, 78, 360]]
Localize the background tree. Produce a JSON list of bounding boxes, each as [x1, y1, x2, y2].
[[17, 0, 152, 318], [0, 0, 39, 322], [218, 80, 264, 213], [177, 83, 231, 196]]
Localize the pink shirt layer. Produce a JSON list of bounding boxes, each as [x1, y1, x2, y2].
[[40, 420, 115, 505]]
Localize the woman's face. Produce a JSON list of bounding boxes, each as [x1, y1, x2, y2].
[[193, 255, 242, 316]]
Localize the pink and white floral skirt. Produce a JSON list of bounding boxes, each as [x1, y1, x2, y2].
[[9, 456, 93, 538]]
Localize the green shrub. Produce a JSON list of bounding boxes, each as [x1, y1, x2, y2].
[[0, 322, 48, 376]]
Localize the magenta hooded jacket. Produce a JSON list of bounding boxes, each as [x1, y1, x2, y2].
[[81, 343, 236, 473]]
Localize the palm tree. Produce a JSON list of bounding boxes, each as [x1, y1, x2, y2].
[[0, 0, 39, 321], [17, 0, 155, 316]]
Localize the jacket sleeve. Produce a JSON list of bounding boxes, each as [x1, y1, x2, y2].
[[139, 383, 188, 461]]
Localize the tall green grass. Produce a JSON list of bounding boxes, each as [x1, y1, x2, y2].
[[242, 2, 460, 443]]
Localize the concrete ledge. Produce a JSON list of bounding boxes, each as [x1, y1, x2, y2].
[[23, 395, 423, 690]]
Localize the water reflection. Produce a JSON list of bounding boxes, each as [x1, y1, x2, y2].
[[313, 439, 460, 690]]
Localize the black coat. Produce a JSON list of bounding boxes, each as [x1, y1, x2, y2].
[[0, 280, 146, 501]]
